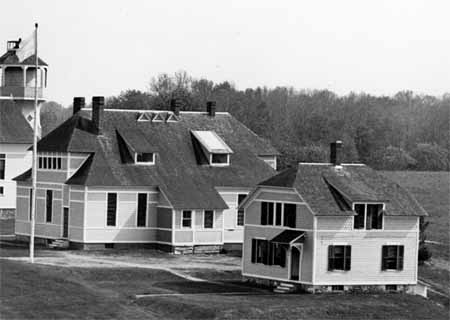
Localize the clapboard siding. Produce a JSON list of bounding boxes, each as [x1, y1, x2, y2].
[[384, 216, 418, 230], [218, 189, 249, 243], [297, 204, 314, 229], [256, 190, 303, 203], [316, 216, 353, 230], [313, 230, 418, 284]]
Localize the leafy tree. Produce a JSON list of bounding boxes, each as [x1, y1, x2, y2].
[[411, 143, 449, 171]]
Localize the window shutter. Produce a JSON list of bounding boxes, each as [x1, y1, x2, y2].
[[398, 246, 404, 270], [267, 242, 273, 265], [268, 203, 274, 225], [381, 246, 388, 270], [261, 202, 267, 225], [263, 240, 269, 265], [344, 246, 351, 271], [251, 239, 256, 263], [377, 210, 383, 229], [328, 246, 334, 271]]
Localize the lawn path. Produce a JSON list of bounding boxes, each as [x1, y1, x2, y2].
[[1, 255, 206, 282], [1, 251, 242, 283]]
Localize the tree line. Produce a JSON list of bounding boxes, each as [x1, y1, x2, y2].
[[41, 71, 450, 171]]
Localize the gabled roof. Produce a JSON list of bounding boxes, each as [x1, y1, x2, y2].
[[0, 100, 34, 144], [0, 51, 48, 66], [259, 163, 427, 217], [19, 109, 277, 210]]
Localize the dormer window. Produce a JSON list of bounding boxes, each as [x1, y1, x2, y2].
[[191, 130, 233, 167], [353, 203, 384, 230], [135, 152, 155, 165]]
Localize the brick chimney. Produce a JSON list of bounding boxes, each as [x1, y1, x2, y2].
[[170, 99, 180, 116], [330, 141, 343, 166], [206, 101, 216, 117], [92, 96, 104, 135], [73, 97, 85, 115]]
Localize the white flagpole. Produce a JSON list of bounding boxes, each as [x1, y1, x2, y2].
[[29, 23, 38, 263]]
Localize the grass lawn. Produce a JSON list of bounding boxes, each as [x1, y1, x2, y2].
[[381, 171, 450, 260], [1, 258, 448, 320]]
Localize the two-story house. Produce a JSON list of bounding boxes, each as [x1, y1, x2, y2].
[[240, 141, 427, 293], [14, 97, 278, 252]]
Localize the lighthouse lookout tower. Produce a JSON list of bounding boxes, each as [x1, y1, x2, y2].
[[0, 39, 48, 138]]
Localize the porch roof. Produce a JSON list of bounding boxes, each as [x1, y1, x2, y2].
[[271, 230, 305, 244]]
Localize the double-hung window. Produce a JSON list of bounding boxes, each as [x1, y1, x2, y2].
[[204, 210, 214, 229], [236, 194, 247, 226], [261, 202, 296, 228], [46, 190, 53, 223], [382, 245, 404, 271], [353, 203, 383, 230], [270, 242, 287, 267], [261, 202, 274, 225], [251, 239, 269, 264], [251, 239, 287, 268], [328, 245, 351, 271], [283, 203, 296, 228], [182, 210, 192, 228], [107, 193, 117, 226]]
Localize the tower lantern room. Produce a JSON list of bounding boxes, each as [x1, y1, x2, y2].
[[0, 39, 48, 137]]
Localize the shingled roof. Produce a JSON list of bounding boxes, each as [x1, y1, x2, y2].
[[19, 109, 277, 210], [0, 100, 34, 144], [258, 163, 427, 217], [0, 51, 48, 66]]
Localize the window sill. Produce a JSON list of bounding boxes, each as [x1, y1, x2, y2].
[[328, 270, 350, 273]]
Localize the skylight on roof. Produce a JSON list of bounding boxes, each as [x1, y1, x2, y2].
[[191, 131, 233, 154], [137, 113, 152, 121]]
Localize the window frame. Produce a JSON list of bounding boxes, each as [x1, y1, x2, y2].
[[260, 201, 297, 228], [352, 202, 384, 230], [135, 152, 155, 165], [236, 193, 247, 227], [182, 210, 192, 229], [0, 153, 5, 180], [203, 210, 214, 229], [381, 245, 404, 271], [270, 242, 287, 267], [136, 193, 147, 227], [106, 193, 117, 227], [328, 245, 352, 271], [38, 155, 62, 170], [251, 238, 270, 264], [210, 153, 230, 166], [283, 203, 296, 228]]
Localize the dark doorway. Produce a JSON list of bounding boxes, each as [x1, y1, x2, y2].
[[290, 246, 301, 280]]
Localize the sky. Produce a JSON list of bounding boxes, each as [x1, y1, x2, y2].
[[1, 0, 449, 106]]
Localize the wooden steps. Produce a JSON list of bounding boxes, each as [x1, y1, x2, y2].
[[273, 282, 296, 294], [48, 239, 69, 249]]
